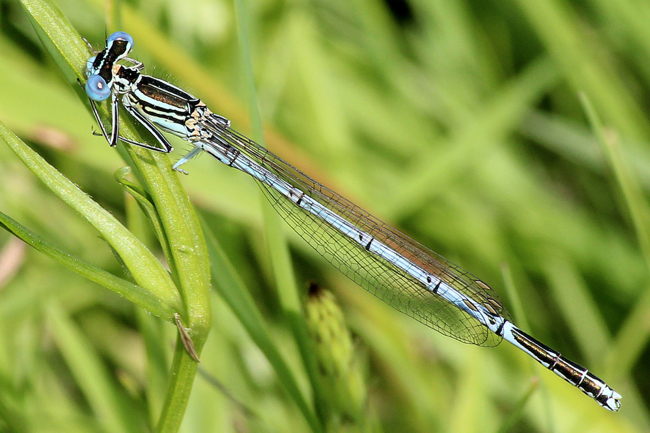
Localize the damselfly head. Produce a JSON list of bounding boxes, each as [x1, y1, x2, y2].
[[85, 32, 133, 79]]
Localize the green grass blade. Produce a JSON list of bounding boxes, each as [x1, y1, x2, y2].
[[0, 210, 177, 319], [19, 0, 88, 84], [0, 120, 182, 312], [114, 166, 175, 276]]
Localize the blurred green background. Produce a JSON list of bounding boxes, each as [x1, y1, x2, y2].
[[0, 0, 649, 431]]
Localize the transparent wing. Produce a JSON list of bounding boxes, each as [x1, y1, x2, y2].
[[207, 119, 510, 347]]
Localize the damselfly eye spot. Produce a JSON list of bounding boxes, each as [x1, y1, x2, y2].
[[85, 75, 111, 101]]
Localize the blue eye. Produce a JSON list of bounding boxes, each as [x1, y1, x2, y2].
[[85, 75, 111, 101], [107, 31, 134, 51]]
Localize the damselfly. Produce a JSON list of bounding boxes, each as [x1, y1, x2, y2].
[[83, 31, 621, 411]]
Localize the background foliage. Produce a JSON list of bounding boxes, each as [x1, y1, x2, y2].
[[0, 0, 648, 431]]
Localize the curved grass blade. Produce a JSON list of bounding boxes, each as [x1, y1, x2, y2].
[[0, 119, 182, 315], [114, 166, 176, 276], [0, 210, 177, 319], [19, 0, 89, 84]]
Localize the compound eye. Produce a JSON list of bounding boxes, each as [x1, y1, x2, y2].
[[85, 75, 111, 101], [106, 31, 134, 51]]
